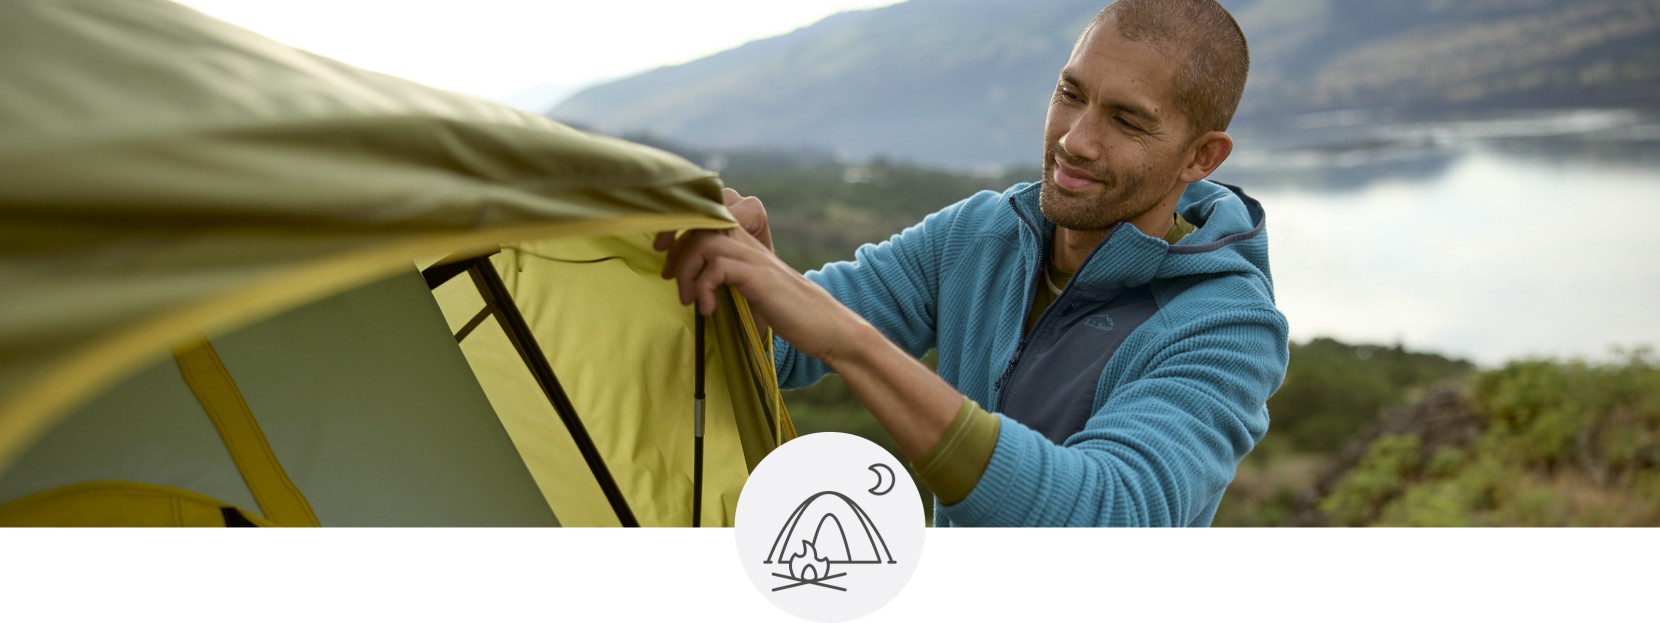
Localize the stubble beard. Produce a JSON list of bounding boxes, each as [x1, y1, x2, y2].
[[1038, 143, 1154, 233]]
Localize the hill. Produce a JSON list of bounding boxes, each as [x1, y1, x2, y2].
[[552, 0, 1660, 168]]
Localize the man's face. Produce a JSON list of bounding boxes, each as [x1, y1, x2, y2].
[[1040, 22, 1197, 232]]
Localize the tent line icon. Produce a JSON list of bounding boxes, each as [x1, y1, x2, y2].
[[764, 485, 896, 592]]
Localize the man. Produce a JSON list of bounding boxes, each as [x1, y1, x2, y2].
[[658, 0, 1288, 526]]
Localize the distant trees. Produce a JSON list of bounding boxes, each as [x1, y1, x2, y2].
[[630, 133, 1040, 270]]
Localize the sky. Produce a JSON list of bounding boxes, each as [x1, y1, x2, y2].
[[173, 0, 903, 108]]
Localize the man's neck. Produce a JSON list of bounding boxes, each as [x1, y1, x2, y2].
[[1051, 204, 1178, 272]]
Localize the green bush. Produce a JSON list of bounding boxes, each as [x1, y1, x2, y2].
[[1320, 434, 1421, 526], [1318, 350, 1660, 526], [1268, 338, 1472, 454]]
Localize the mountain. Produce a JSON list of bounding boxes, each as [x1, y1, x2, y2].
[[551, 0, 1660, 169], [554, 0, 1092, 168]]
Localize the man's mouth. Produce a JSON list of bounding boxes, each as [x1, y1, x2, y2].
[[1052, 159, 1102, 192]]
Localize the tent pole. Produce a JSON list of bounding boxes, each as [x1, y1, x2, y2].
[[461, 257, 640, 527], [693, 312, 705, 528]]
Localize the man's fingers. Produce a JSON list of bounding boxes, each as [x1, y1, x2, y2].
[[722, 187, 743, 206], [663, 229, 707, 283], [674, 231, 745, 307], [660, 231, 687, 279], [652, 230, 676, 252], [659, 227, 774, 314], [693, 257, 729, 316], [662, 228, 714, 278], [671, 235, 711, 306]]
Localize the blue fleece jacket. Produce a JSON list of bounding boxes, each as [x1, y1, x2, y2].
[[775, 180, 1290, 526]]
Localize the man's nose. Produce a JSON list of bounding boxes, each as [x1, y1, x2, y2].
[[1059, 110, 1107, 162]]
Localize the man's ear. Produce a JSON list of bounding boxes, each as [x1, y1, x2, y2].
[[1179, 130, 1233, 184]]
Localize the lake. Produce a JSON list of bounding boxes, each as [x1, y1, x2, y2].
[[1213, 108, 1660, 367]]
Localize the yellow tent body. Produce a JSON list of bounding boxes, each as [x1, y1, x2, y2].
[[0, 0, 793, 526]]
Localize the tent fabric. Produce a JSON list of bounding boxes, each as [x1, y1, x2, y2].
[[0, 266, 565, 526], [0, 0, 792, 525], [434, 239, 794, 526], [0, 481, 274, 528], [173, 338, 320, 527]]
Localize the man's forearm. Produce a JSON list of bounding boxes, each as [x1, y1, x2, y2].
[[819, 314, 964, 462]]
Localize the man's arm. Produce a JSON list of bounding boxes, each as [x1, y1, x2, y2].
[[660, 192, 1287, 525]]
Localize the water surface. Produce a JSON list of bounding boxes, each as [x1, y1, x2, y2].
[[1215, 109, 1660, 366]]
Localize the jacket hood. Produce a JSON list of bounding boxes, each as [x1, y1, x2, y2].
[[1008, 180, 1274, 296]]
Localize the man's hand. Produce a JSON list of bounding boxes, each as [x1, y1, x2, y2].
[[656, 188, 773, 252], [723, 188, 774, 252], [656, 187, 776, 336], [654, 187, 964, 462], [655, 200, 858, 364]]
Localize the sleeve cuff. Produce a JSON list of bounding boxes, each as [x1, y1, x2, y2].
[[913, 396, 1000, 505]]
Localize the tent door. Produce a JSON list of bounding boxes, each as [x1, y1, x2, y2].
[[423, 255, 640, 527]]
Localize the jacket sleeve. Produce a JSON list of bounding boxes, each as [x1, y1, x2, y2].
[[773, 196, 976, 389], [936, 305, 1290, 526]]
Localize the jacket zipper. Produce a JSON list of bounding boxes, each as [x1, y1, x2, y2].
[[993, 194, 1122, 410], [994, 198, 1055, 409]]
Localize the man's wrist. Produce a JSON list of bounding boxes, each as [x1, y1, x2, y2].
[[818, 310, 881, 372]]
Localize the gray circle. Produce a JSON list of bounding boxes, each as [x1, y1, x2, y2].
[[734, 432, 925, 622]]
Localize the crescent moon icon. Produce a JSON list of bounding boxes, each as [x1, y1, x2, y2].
[[868, 463, 895, 496]]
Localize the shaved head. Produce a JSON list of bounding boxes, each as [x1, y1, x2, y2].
[[1085, 0, 1249, 137]]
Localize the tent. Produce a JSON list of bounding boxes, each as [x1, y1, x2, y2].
[[0, 0, 794, 526]]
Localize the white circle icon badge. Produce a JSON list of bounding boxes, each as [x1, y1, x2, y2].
[[735, 432, 925, 622]]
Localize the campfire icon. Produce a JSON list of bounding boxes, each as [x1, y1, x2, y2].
[[763, 463, 898, 592]]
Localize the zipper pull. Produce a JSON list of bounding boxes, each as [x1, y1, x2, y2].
[[993, 357, 1017, 392]]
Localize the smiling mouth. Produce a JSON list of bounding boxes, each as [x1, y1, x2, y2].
[[1052, 159, 1103, 192]]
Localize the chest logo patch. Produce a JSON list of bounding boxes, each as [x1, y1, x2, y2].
[[1083, 314, 1115, 332]]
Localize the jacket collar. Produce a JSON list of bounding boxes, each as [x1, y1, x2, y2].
[[1008, 180, 1269, 291]]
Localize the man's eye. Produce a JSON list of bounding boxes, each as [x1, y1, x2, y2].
[[1056, 87, 1080, 102], [1115, 116, 1142, 132]]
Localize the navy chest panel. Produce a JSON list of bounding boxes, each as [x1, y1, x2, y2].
[[995, 284, 1159, 444]]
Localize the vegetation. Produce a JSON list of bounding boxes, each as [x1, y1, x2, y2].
[[1319, 350, 1660, 526], [1218, 348, 1660, 527], [1213, 339, 1475, 526], [632, 135, 1039, 271], [1265, 338, 1474, 455]]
